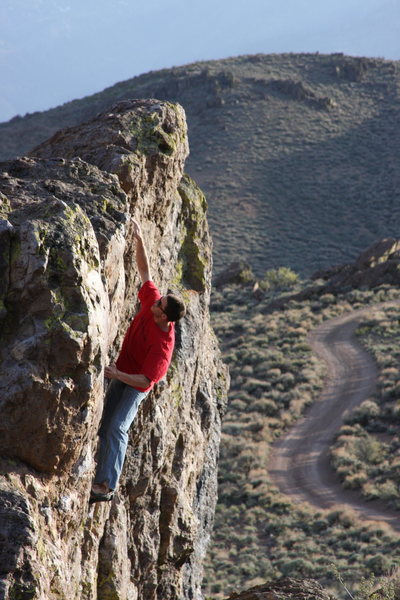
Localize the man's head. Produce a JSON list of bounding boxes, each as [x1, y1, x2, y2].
[[152, 294, 186, 324], [164, 294, 186, 322]]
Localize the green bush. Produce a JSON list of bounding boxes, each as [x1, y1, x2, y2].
[[247, 398, 278, 416], [366, 553, 393, 576], [355, 436, 386, 465], [344, 400, 380, 426], [261, 267, 299, 290], [280, 557, 316, 578]]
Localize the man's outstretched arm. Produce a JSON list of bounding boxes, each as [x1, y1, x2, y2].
[[131, 219, 151, 283]]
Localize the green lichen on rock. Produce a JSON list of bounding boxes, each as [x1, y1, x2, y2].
[[166, 100, 188, 145], [129, 109, 178, 157], [0, 234, 20, 338], [0, 192, 11, 218], [96, 571, 120, 600], [176, 173, 210, 292], [61, 202, 100, 270]]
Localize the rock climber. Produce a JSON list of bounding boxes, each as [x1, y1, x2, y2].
[[90, 219, 186, 503]]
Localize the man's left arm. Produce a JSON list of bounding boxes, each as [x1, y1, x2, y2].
[[105, 363, 150, 390]]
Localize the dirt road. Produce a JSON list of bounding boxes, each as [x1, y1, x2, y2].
[[267, 304, 400, 531]]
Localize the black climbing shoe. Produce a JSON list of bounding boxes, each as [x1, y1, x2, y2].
[[89, 490, 114, 504]]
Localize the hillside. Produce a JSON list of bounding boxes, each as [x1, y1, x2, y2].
[[205, 269, 400, 599], [1, 53, 400, 277]]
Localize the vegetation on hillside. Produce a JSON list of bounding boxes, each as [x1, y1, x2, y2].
[[203, 276, 400, 599], [331, 305, 400, 508]]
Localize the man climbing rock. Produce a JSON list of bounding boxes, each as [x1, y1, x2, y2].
[[90, 219, 186, 503]]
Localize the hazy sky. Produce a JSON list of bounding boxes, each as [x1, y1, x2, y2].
[[1, 0, 399, 123]]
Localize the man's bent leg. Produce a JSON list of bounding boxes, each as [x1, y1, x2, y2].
[[94, 383, 147, 491]]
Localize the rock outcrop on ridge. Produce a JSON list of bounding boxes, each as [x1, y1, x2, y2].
[[311, 237, 400, 290], [257, 236, 400, 313], [224, 577, 335, 600], [0, 100, 228, 599]]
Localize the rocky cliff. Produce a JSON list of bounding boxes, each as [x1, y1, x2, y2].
[[0, 100, 228, 599]]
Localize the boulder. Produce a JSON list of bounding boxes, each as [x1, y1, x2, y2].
[[0, 99, 228, 600], [214, 259, 255, 287]]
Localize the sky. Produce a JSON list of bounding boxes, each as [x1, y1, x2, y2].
[[0, 0, 399, 123]]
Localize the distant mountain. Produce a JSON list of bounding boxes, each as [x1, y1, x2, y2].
[[1, 53, 400, 277]]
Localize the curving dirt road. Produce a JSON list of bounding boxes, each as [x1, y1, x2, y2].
[[267, 303, 400, 532]]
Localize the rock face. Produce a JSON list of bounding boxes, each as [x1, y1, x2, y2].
[[224, 577, 336, 600], [0, 100, 228, 599]]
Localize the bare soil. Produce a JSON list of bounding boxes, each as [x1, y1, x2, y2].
[[268, 303, 400, 532]]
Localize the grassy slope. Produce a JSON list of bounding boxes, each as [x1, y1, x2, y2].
[[203, 280, 400, 599], [1, 53, 400, 277]]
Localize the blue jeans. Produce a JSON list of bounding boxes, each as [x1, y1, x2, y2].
[[94, 379, 148, 490]]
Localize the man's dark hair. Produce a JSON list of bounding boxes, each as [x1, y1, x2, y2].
[[165, 294, 186, 322]]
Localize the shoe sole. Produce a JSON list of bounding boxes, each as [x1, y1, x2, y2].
[[89, 493, 114, 504]]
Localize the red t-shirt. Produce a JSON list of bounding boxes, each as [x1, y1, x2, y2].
[[115, 281, 175, 392]]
